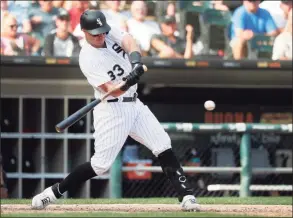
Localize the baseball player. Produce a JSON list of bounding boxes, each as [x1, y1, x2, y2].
[[32, 10, 200, 212]]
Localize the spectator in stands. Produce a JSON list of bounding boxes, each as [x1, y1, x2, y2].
[[1, 0, 9, 22], [29, 1, 40, 10], [43, 9, 81, 57], [52, 1, 73, 11], [69, 1, 89, 32], [28, 0, 59, 47], [72, 25, 85, 47], [127, 1, 161, 55], [163, 2, 182, 38], [156, 1, 178, 20], [166, 2, 176, 17], [210, 0, 230, 11], [101, 0, 128, 31], [230, 0, 279, 60], [1, 0, 32, 33], [150, 15, 194, 59], [1, 12, 40, 56], [260, 0, 292, 33], [272, 9, 292, 60]]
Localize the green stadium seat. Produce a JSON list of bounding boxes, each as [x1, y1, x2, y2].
[[179, 1, 210, 12], [247, 35, 275, 59], [199, 9, 232, 58], [177, 1, 210, 43], [202, 8, 232, 26]]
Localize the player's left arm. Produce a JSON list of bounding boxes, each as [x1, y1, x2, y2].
[[121, 33, 141, 55], [119, 33, 146, 91], [121, 33, 144, 73], [106, 26, 145, 91], [108, 25, 144, 72]]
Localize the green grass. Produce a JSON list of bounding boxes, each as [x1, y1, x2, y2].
[[2, 197, 292, 205], [0, 212, 263, 217]]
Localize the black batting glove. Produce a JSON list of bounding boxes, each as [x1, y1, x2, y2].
[[131, 63, 145, 77], [120, 71, 140, 91], [129, 51, 145, 77], [120, 52, 145, 91]]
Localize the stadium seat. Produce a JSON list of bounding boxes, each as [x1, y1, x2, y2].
[[247, 35, 275, 60], [177, 1, 209, 43], [211, 148, 235, 180], [251, 147, 272, 181], [200, 8, 232, 58], [178, 1, 209, 12]]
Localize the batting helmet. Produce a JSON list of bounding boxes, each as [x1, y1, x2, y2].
[[80, 10, 111, 35]]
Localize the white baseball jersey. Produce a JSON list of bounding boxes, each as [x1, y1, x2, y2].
[[78, 25, 171, 176], [79, 25, 136, 101]]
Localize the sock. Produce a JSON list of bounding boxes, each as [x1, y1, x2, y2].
[[52, 162, 96, 198], [157, 149, 194, 202]]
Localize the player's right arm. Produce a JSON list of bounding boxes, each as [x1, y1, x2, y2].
[[79, 45, 126, 97], [98, 82, 126, 97], [80, 62, 127, 98]]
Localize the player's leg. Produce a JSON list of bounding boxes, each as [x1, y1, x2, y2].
[[129, 100, 200, 211], [32, 104, 135, 209], [31, 161, 96, 209]]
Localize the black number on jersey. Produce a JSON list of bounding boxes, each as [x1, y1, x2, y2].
[[107, 71, 116, 80], [107, 64, 125, 80], [113, 64, 124, 76]]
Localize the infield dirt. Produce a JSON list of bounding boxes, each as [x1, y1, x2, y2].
[[1, 204, 292, 217]]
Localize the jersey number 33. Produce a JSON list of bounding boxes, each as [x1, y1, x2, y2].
[[107, 64, 124, 81]]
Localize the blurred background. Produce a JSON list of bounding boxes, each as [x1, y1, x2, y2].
[[1, 0, 292, 59], [0, 0, 292, 200]]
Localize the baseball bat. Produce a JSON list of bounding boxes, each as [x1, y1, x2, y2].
[[55, 65, 148, 133]]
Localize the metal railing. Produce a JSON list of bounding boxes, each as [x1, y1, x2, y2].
[[112, 123, 292, 198], [2, 123, 292, 198]]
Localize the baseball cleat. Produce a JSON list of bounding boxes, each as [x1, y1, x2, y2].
[[31, 186, 57, 210], [180, 195, 201, 212]]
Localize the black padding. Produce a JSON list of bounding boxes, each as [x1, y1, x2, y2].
[[157, 149, 194, 202]]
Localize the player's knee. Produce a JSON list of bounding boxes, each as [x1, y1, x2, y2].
[[90, 157, 112, 176], [153, 145, 171, 157], [152, 134, 172, 157]]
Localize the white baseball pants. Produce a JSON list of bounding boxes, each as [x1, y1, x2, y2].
[[90, 99, 171, 176]]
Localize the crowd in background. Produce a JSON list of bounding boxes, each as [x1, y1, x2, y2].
[[0, 0, 292, 60]]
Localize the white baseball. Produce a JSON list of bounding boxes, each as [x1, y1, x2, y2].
[[204, 100, 215, 111]]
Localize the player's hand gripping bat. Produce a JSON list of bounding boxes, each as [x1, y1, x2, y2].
[[55, 65, 148, 133]]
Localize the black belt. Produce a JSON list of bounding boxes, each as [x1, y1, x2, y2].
[[107, 93, 137, 103]]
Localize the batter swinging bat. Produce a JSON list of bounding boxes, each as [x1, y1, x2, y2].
[[55, 65, 148, 133]]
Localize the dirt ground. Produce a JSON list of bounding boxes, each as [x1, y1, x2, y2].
[[1, 204, 292, 217]]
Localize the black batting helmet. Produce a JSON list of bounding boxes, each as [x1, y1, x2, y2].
[[80, 10, 111, 35]]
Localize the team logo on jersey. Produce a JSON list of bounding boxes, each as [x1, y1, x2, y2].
[[97, 18, 102, 26], [112, 43, 127, 59]]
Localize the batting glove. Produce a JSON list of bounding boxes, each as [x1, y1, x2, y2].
[[131, 63, 145, 77], [120, 71, 140, 91]]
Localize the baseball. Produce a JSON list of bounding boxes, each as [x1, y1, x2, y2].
[[204, 100, 215, 111]]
